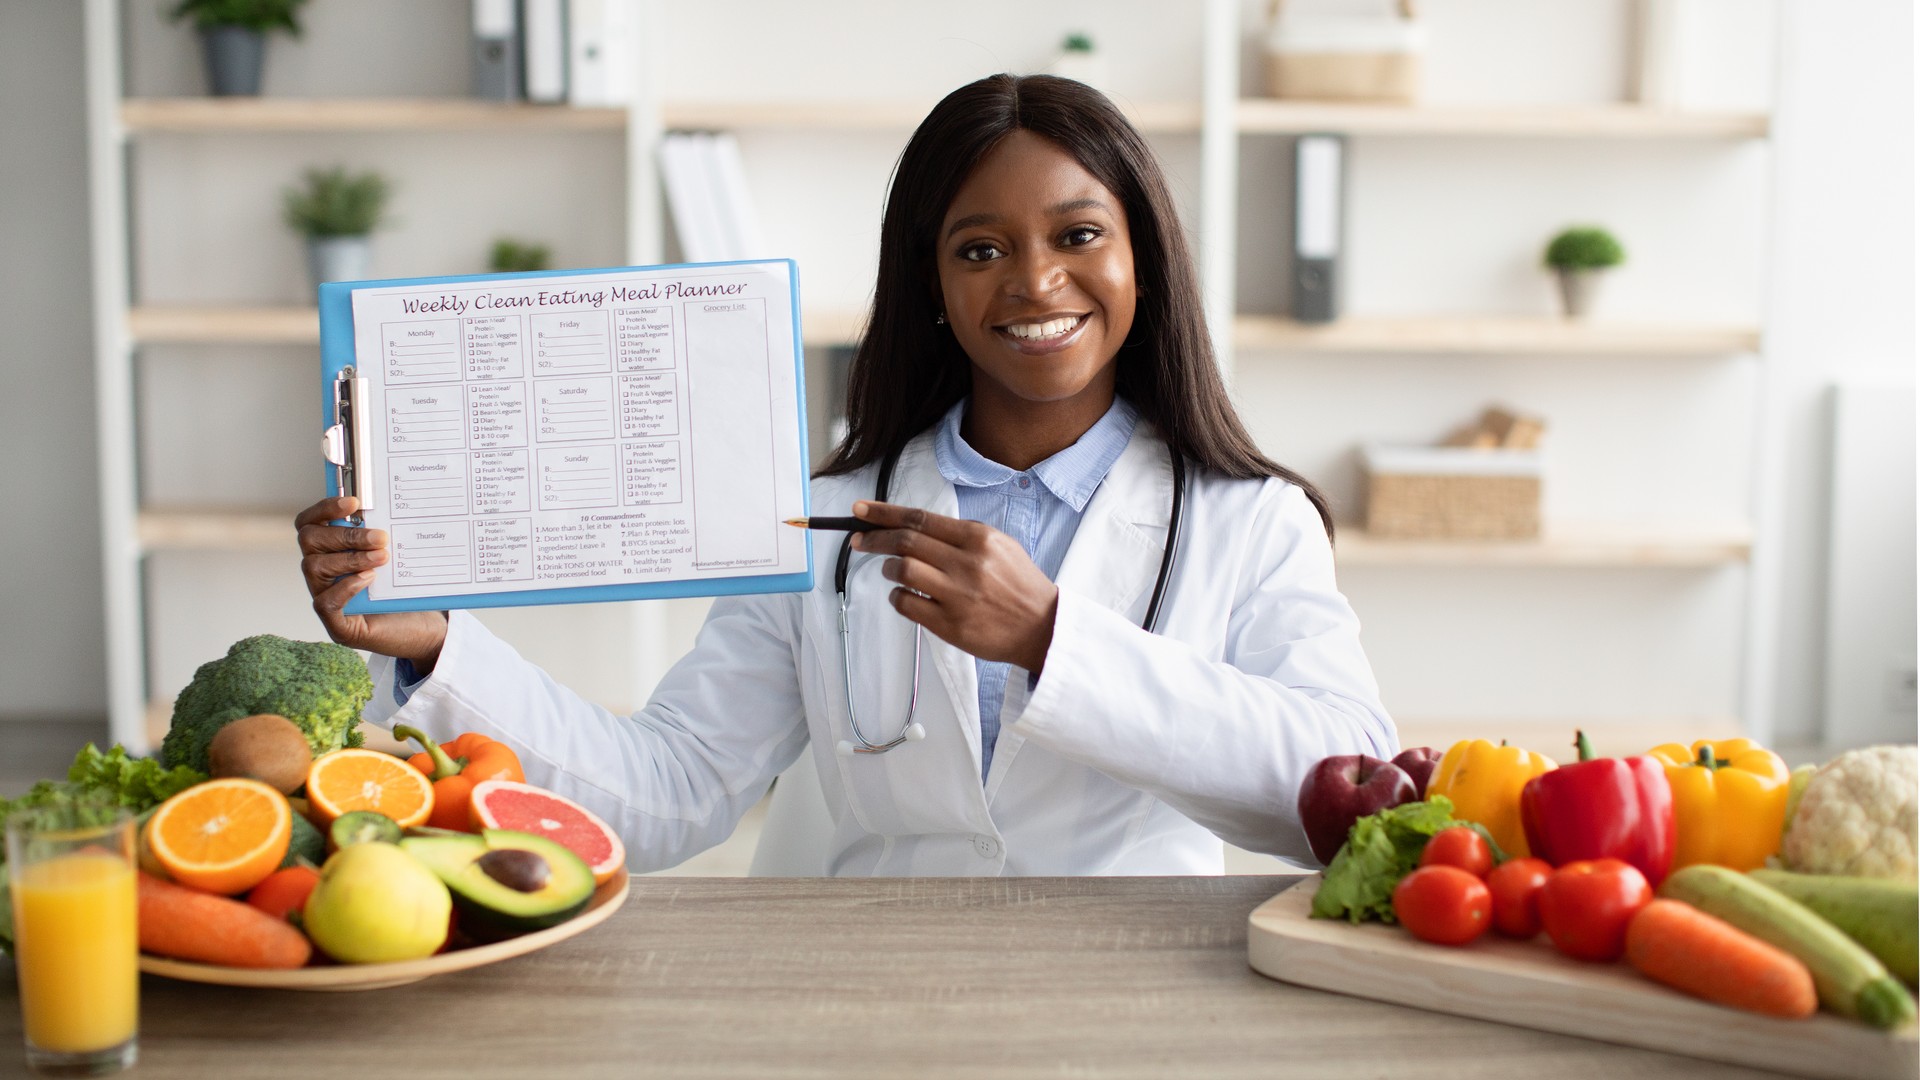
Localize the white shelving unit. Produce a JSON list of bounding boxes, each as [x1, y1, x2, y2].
[[86, 0, 1779, 753], [85, 1, 669, 751]]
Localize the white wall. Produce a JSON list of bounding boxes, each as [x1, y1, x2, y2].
[[2, 0, 1910, 751], [1756, 0, 1916, 745], [0, 2, 105, 719]]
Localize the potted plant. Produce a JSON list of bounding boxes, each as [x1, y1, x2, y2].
[[489, 239, 553, 274], [1046, 33, 1107, 90], [1543, 226, 1625, 319], [283, 167, 391, 292], [168, 0, 308, 97]]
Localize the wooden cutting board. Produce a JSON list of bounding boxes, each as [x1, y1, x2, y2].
[[1248, 877, 1918, 1080]]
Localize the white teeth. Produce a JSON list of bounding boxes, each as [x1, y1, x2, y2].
[[1004, 316, 1080, 340]]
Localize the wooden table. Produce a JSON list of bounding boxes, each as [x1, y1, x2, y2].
[[0, 876, 1787, 1079]]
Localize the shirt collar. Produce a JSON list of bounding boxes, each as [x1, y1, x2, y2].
[[932, 396, 1139, 513]]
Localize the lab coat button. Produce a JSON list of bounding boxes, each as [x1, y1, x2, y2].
[[973, 835, 999, 858]]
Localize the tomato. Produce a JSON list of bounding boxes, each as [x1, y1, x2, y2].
[[1537, 858, 1652, 962], [1485, 857, 1553, 938], [1418, 826, 1493, 878], [1392, 865, 1492, 946]]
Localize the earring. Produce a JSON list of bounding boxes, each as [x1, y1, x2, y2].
[[935, 312, 947, 326]]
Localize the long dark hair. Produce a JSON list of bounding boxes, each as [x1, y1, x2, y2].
[[818, 73, 1333, 538]]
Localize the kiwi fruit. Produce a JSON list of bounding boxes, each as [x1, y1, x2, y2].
[[207, 713, 312, 794]]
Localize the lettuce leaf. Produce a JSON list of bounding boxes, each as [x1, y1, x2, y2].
[[1309, 796, 1505, 924], [0, 744, 206, 955]]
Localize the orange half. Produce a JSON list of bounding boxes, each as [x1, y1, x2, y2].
[[146, 778, 293, 895], [305, 748, 435, 829]]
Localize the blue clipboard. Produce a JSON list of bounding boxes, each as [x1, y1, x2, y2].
[[320, 259, 812, 614]]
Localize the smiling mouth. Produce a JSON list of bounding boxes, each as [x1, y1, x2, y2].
[[997, 314, 1089, 342]]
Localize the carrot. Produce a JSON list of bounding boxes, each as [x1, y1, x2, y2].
[[138, 872, 311, 970], [1625, 898, 1816, 1019]]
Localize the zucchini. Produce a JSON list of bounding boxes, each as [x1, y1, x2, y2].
[[1749, 868, 1919, 986], [1661, 864, 1916, 1029]]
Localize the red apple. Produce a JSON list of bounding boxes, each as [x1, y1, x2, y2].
[[1391, 746, 1442, 799], [1297, 755, 1419, 865]]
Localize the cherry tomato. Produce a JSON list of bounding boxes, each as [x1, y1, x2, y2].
[[1418, 826, 1494, 878], [1392, 865, 1492, 946], [1485, 857, 1552, 938], [1538, 858, 1652, 962]]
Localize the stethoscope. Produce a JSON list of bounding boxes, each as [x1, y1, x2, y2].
[[833, 443, 1186, 756]]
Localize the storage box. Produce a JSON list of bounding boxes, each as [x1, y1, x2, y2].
[[1263, 0, 1425, 104], [1363, 445, 1542, 540]]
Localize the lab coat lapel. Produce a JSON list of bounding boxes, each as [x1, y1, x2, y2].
[[986, 428, 1172, 801], [1051, 427, 1175, 627]]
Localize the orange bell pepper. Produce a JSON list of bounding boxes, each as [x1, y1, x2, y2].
[[1644, 738, 1790, 871], [394, 726, 525, 832]]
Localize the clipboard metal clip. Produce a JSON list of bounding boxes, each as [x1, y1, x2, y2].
[[322, 366, 373, 527]]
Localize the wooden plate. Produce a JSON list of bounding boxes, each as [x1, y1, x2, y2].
[[139, 871, 628, 992], [1248, 876, 1919, 1080]]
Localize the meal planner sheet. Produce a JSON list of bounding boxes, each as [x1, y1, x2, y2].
[[327, 260, 810, 611]]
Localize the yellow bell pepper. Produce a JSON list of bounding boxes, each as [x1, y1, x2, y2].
[[1645, 738, 1790, 871], [1427, 739, 1557, 858]]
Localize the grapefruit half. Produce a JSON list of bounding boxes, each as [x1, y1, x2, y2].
[[468, 780, 625, 884]]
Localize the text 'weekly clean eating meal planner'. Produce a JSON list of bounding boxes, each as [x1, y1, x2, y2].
[[321, 260, 811, 613]]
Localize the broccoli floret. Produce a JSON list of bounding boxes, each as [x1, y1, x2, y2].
[[160, 635, 372, 773]]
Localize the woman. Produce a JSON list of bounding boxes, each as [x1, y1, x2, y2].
[[294, 74, 1396, 875]]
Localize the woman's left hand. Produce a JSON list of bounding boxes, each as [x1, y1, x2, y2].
[[850, 500, 1058, 673]]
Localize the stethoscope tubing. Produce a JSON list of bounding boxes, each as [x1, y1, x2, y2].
[[833, 442, 1185, 755]]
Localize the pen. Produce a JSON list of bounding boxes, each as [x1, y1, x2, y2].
[[783, 516, 883, 533]]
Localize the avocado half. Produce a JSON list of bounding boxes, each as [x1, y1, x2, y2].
[[399, 829, 594, 940]]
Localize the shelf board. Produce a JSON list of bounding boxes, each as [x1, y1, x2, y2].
[[1235, 316, 1760, 356], [1334, 525, 1752, 567], [130, 305, 318, 344], [122, 98, 625, 133], [139, 508, 297, 553], [663, 99, 1203, 134], [1236, 101, 1769, 138], [130, 305, 860, 347]]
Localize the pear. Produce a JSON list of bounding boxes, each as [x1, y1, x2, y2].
[[302, 842, 451, 963]]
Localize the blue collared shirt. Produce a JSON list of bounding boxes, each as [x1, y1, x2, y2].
[[931, 396, 1138, 782]]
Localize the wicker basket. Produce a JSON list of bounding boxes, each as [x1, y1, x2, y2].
[[1263, 0, 1424, 104], [1363, 446, 1541, 540]]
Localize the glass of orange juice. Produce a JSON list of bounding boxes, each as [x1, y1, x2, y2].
[[6, 802, 138, 1077]]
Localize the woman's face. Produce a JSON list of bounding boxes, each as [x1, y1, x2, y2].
[[935, 130, 1137, 415]]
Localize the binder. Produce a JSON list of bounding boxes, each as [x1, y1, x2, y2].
[[522, 0, 569, 104], [470, 0, 521, 102], [1291, 134, 1345, 324], [320, 260, 812, 614], [566, 0, 637, 107]]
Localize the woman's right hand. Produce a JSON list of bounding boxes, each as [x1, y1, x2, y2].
[[295, 497, 449, 671]]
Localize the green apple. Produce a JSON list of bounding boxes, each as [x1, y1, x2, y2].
[[302, 841, 451, 963]]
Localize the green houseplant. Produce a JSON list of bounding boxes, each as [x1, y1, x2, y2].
[[283, 167, 391, 292], [488, 239, 553, 274], [168, 0, 308, 97], [1543, 226, 1625, 319]]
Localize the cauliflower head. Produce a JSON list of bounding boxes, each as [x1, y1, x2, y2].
[[160, 635, 372, 774], [1780, 744, 1918, 879]]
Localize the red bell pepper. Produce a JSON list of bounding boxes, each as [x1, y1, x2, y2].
[[1519, 730, 1676, 887]]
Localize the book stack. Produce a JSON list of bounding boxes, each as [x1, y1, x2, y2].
[[471, 0, 637, 106]]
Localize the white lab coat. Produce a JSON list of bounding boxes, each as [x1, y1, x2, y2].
[[363, 422, 1398, 875]]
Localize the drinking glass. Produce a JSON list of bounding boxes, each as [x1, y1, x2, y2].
[[6, 804, 138, 1077]]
